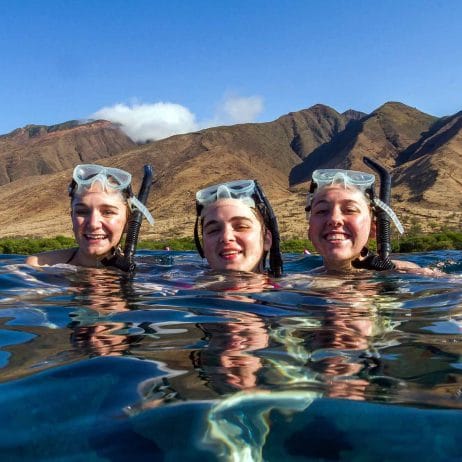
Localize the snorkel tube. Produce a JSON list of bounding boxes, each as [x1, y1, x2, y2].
[[352, 157, 396, 271], [254, 180, 284, 277], [102, 165, 154, 273]]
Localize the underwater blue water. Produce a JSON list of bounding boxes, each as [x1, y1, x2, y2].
[[0, 250, 461, 461]]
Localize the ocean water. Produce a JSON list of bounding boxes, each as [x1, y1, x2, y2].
[[0, 250, 461, 461]]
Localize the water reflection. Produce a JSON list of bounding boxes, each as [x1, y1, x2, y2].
[[68, 269, 136, 358], [194, 310, 269, 393], [0, 253, 462, 461]]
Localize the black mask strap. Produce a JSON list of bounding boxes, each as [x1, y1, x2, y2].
[[254, 180, 283, 277], [194, 215, 205, 258]]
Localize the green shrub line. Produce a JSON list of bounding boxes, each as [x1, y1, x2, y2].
[[0, 236, 76, 255], [1, 231, 462, 255]]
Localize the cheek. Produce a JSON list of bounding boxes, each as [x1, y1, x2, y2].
[[112, 217, 127, 232], [202, 234, 216, 254], [307, 219, 319, 241], [359, 214, 372, 227], [356, 215, 373, 236], [250, 229, 264, 248], [72, 215, 84, 228]]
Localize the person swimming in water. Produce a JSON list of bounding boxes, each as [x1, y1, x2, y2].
[[194, 179, 283, 277], [305, 158, 424, 274], [26, 164, 154, 268]]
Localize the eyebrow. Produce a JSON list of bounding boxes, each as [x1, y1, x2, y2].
[[73, 202, 121, 209], [203, 216, 254, 229], [312, 199, 362, 207]]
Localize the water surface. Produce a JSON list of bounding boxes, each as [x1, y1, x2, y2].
[[0, 250, 461, 461]]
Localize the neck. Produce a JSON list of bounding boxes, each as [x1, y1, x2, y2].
[[322, 258, 361, 275], [72, 248, 114, 268]]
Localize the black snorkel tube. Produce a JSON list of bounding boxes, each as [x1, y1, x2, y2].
[[352, 157, 395, 271], [102, 165, 154, 273], [254, 180, 283, 277]]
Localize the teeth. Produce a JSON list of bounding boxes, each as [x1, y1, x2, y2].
[[222, 250, 239, 256], [326, 234, 348, 241], [85, 234, 107, 239]]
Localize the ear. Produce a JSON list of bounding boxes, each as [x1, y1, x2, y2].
[[369, 219, 376, 239], [263, 229, 272, 251]]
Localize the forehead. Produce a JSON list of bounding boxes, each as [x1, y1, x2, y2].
[[203, 198, 257, 222], [72, 189, 126, 207], [311, 184, 369, 206]]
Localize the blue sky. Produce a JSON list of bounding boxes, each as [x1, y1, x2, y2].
[[1, 0, 461, 139]]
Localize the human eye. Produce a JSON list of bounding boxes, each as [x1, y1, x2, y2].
[[74, 207, 90, 216], [102, 208, 118, 217], [233, 220, 252, 231], [343, 204, 361, 214], [313, 207, 328, 215], [204, 224, 220, 235]]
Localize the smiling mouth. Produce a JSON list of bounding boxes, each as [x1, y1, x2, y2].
[[220, 249, 241, 258], [325, 233, 350, 242], [84, 234, 108, 240]]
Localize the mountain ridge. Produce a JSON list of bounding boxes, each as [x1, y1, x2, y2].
[[0, 102, 460, 241]]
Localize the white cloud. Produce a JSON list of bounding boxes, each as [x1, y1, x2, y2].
[[91, 102, 199, 143], [218, 95, 264, 124], [90, 94, 264, 143]]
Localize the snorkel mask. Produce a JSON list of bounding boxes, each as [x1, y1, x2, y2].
[[68, 164, 154, 225], [307, 169, 376, 202], [306, 157, 404, 270], [194, 179, 283, 277]]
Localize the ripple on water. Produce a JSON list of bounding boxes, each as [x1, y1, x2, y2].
[[0, 251, 461, 461]]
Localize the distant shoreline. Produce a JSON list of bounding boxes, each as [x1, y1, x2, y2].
[[1, 232, 461, 255]]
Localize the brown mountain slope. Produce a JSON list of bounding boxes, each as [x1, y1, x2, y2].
[[397, 111, 462, 164], [290, 102, 438, 184], [0, 102, 461, 241], [272, 104, 364, 160], [0, 119, 305, 239], [0, 105, 350, 240], [0, 120, 136, 185], [393, 112, 462, 207]]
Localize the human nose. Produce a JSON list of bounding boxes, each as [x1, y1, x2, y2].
[[327, 207, 343, 227], [220, 225, 236, 243], [87, 210, 103, 229]]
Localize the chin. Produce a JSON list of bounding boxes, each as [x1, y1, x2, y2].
[[220, 262, 245, 272], [223, 264, 241, 272], [84, 246, 112, 257]]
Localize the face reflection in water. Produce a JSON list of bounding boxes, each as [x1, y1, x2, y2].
[[204, 311, 269, 391], [69, 269, 133, 358]]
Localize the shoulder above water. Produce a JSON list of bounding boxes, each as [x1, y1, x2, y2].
[[307, 259, 445, 277], [26, 248, 78, 267]]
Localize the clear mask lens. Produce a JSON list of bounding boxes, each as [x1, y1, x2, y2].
[[196, 179, 256, 207], [307, 169, 375, 210], [312, 169, 375, 190], [73, 164, 132, 191]]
